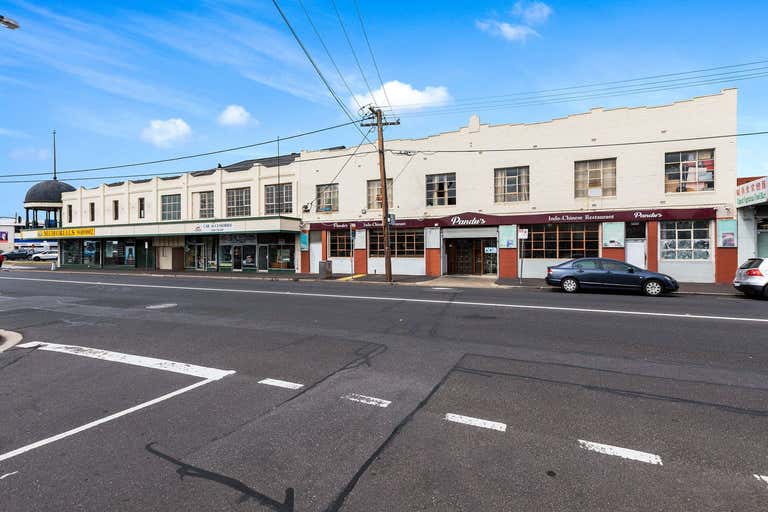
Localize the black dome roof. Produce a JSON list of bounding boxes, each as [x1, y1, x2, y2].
[[24, 179, 76, 204]]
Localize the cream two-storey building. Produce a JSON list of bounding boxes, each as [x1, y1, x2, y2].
[[21, 89, 739, 282]]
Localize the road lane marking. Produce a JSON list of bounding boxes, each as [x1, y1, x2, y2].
[[578, 439, 663, 465], [258, 378, 304, 390], [755, 474, 768, 487], [16, 342, 233, 380], [0, 471, 19, 480], [0, 377, 222, 463], [342, 393, 391, 408], [145, 303, 177, 309], [1, 275, 766, 324], [444, 413, 507, 432]]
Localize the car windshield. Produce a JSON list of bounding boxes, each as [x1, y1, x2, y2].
[[739, 258, 763, 269]]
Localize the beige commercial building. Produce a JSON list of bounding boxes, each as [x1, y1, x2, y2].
[[21, 89, 740, 282]]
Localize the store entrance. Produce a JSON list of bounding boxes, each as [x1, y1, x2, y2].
[[446, 238, 497, 275]]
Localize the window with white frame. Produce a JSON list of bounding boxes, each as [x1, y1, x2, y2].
[[426, 172, 456, 206], [494, 166, 530, 202], [265, 183, 293, 214], [226, 187, 251, 217], [316, 183, 339, 212], [196, 191, 214, 219], [660, 220, 711, 260], [161, 194, 181, 221], [664, 149, 715, 193], [575, 158, 616, 198], [367, 179, 393, 209]]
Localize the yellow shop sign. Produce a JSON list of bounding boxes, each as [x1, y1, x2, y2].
[[39, 228, 96, 237]]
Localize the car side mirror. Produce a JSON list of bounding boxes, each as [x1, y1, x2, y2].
[[626, 267, 634, 273]]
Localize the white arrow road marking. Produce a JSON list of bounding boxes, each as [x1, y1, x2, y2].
[[578, 439, 663, 465], [145, 303, 177, 309], [755, 475, 768, 487], [341, 393, 391, 408], [0, 471, 19, 480], [16, 342, 233, 380], [258, 378, 304, 390], [444, 413, 507, 432]]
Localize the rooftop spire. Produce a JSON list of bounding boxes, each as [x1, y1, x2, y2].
[[52, 129, 57, 180]]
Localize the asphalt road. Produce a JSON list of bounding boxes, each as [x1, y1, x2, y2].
[[0, 269, 767, 511]]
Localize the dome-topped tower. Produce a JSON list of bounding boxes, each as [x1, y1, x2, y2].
[[23, 130, 75, 229]]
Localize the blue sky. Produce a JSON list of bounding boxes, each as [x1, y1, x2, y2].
[[2, 0, 768, 217]]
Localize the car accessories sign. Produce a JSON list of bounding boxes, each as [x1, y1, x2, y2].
[[39, 228, 96, 237]]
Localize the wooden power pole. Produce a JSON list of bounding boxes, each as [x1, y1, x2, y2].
[[362, 107, 399, 283]]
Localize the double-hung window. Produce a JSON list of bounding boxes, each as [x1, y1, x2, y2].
[[494, 166, 529, 202], [265, 183, 293, 214], [660, 220, 711, 260], [316, 184, 339, 212], [226, 187, 251, 217], [367, 179, 393, 209], [575, 158, 616, 198], [161, 194, 181, 221], [426, 173, 456, 206], [329, 231, 351, 257], [664, 150, 715, 192]]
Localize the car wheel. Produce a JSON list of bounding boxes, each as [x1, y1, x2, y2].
[[763, 285, 768, 299], [32, 257, 40, 261], [643, 279, 664, 296], [561, 277, 579, 293]]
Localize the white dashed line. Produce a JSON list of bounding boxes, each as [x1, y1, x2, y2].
[[0, 471, 18, 480], [578, 439, 663, 465], [16, 342, 233, 380], [258, 378, 304, 390], [145, 303, 177, 309], [342, 393, 391, 408], [444, 413, 507, 432], [755, 474, 768, 487]]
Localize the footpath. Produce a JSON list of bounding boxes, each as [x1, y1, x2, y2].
[[2, 263, 741, 296]]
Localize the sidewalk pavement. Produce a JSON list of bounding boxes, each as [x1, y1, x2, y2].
[[1, 264, 740, 295]]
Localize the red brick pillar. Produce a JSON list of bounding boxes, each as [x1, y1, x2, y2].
[[498, 248, 518, 278], [715, 247, 738, 284], [602, 247, 625, 261], [425, 248, 441, 276], [646, 221, 658, 272], [321, 230, 329, 261]]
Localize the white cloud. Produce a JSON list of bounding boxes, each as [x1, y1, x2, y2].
[[510, 1, 553, 25], [9, 147, 50, 161], [218, 105, 252, 126], [476, 20, 539, 42], [140, 118, 191, 148], [0, 128, 30, 138], [351, 80, 452, 111]]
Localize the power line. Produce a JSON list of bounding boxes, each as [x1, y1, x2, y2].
[[382, 58, 768, 111], [305, 127, 374, 211], [329, 0, 376, 106], [395, 71, 768, 119], [271, 0, 372, 142], [392, 130, 768, 154], [0, 120, 362, 178], [352, 0, 391, 110], [390, 65, 768, 115], [298, 0, 364, 112]]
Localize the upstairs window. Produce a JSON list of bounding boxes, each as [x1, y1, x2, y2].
[[367, 179, 393, 209], [494, 166, 530, 202], [138, 197, 145, 219], [67, 205, 72, 223], [316, 183, 339, 212], [575, 158, 616, 198], [426, 173, 456, 206], [161, 194, 181, 221], [265, 183, 293, 214], [113, 200, 119, 221], [89, 202, 95, 222], [226, 187, 251, 217], [196, 191, 214, 219], [664, 150, 714, 193]]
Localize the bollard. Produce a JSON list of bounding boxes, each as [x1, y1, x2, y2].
[[50, 262, 56, 271]]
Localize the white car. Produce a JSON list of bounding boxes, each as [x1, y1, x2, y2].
[[733, 257, 768, 298], [29, 250, 59, 261]]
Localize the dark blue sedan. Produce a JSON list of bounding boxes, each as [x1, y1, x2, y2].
[[545, 258, 679, 296]]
